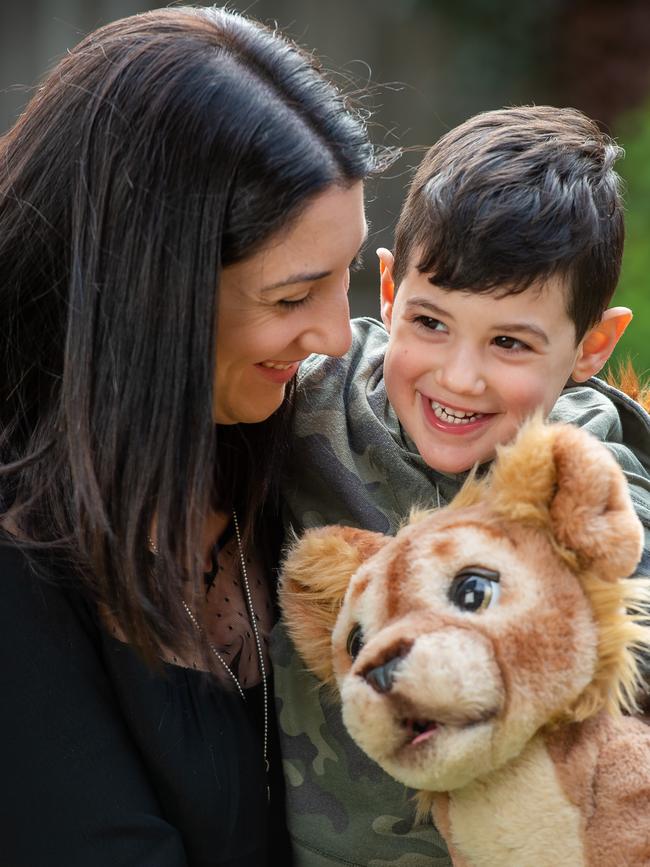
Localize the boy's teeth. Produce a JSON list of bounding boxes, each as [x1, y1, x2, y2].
[[430, 401, 484, 425]]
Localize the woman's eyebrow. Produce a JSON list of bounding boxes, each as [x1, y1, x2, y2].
[[261, 270, 331, 293], [261, 227, 369, 293]]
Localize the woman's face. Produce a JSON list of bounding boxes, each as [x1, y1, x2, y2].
[[214, 182, 367, 425]]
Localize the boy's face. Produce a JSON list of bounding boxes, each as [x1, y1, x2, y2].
[[381, 261, 607, 475]]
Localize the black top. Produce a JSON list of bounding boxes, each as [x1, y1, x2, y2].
[[0, 541, 289, 867]]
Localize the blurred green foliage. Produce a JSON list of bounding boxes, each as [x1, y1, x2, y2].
[[611, 107, 650, 374]]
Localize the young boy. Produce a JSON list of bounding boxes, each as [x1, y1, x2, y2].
[[272, 106, 650, 867]]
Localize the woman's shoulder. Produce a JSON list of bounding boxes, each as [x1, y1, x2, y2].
[[0, 538, 99, 653]]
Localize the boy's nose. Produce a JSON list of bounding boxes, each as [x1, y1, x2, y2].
[[434, 351, 486, 396]]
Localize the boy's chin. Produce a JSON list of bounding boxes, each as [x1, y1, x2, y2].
[[417, 440, 496, 476]]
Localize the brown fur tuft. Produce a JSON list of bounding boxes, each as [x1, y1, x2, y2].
[[561, 573, 650, 722], [414, 790, 437, 825], [451, 416, 650, 722], [486, 418, 648, 721], [488, 414, 557, 528], [606, 359, 650, 413], [279, 526, 387, 685]]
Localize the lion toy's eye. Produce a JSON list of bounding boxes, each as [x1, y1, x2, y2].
[[450, 566, 501, 612], [346, 624, 364, 660]]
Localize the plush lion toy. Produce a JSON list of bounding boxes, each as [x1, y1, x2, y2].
[[280, 418, 650, 867]]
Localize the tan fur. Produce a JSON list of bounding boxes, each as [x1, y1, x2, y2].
[[448, 737, 587, 867], [489, 418, 647, 721], [546, 713, 650, 866], [430, 795, 474, 867], [279, 525, 387, 684], [450, 417, 648, 722], [280, 419, 650, 866]]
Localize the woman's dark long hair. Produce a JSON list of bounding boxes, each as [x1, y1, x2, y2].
[[0, 6, 377, 664]]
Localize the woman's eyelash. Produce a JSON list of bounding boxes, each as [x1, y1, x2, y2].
[[277, 294, 313, 309], [277, 254, 362, 307]]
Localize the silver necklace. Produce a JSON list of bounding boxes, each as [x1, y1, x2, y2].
[[150, 511, 269, 797]]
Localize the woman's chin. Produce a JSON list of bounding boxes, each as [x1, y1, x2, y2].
[[213, 394, 285, 425]]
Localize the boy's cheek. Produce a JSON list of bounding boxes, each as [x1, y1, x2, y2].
[[384, 336, 426, 385], [504, 376, 562, 421]]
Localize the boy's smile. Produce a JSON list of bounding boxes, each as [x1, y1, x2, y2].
[[380, 256, 614, 475], [421, 396, 492, 433]]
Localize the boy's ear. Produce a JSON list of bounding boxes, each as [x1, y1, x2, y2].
[[572, 307, 633, 382], [377, 247, 395, 331]]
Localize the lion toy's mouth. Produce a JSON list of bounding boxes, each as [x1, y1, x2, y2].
[[396, 706, 499, 753], [402, 717, 439, 746], [345, 684, 505, 791]]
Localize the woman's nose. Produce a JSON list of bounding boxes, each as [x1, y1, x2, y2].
[[301, 291, 352, 359]]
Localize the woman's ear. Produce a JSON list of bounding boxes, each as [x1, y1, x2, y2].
[[572, 307, 633, 382], [377, 248, 395, 331]]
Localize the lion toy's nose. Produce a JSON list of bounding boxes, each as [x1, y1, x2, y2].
[[363, 655, 404, 693]]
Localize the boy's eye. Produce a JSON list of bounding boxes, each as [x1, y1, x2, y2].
[[415, 316, 448, 332], [493, 335, 529, 351]]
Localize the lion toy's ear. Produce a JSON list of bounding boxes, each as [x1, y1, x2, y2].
[[279, 525, 387, 684], [488, 416, 644, 580]]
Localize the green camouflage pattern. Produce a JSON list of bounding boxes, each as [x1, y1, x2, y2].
[[273, 318, 650, 866]]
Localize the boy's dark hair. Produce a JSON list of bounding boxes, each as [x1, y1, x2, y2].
[[393, 106, 624, 341]]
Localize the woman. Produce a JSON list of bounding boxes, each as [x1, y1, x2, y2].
[[0, 7, 375, 865]]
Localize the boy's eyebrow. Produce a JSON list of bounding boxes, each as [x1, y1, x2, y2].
[[492, 321, 549, 345], [405, 297, 453, 318], [405, 297, 550, 345], [260, 227, 369, 294]]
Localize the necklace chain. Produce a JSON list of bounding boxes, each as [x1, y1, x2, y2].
[[231, 510, 269, 779], [150, 512, 269, 793], [181, 599, 248, 697]]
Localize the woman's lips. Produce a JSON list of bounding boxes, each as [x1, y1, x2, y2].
[[420, 393, 495, 435], [254, 360, 302, 384]]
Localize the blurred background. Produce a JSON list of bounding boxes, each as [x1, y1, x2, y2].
[[1, 0, 649, 370]]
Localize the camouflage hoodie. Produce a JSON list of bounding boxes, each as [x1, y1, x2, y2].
[[272, 317, 650, 867]]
